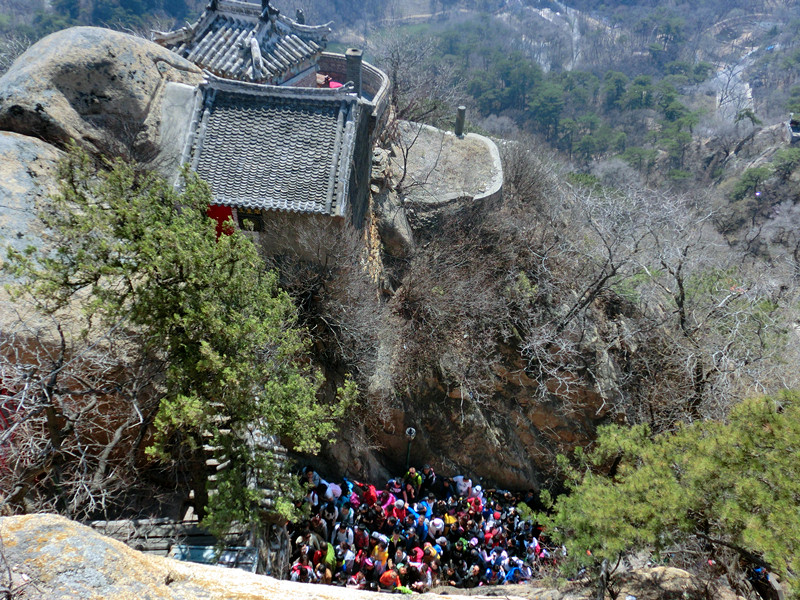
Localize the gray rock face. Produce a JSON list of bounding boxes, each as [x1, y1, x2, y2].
[[0, 514, 537, 600], [0, 132, 61, 257], [0, 26, 203, 161], [371, 188, 414, 259]]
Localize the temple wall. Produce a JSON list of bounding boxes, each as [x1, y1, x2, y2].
[[318, 53, 390, 138]]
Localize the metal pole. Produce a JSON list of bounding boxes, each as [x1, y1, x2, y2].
[[404, 427, 416, 471]]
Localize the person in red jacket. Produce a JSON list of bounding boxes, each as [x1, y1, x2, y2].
[[379, 566, 403, 590], [354, 524, 371, 552], [389, 499, 408, 521], [356, 482, 378, 507]]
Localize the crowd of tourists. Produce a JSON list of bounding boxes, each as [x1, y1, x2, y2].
[[287, 464, 558, 592]]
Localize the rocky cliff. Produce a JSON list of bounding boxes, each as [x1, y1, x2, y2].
[[0, 26, 634, 494], [0, 132, 61, 256], [0, 25, 204, 263]]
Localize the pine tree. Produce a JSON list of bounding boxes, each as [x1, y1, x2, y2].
[[4, 147, 355, 531], [541, 391, 800, 597]]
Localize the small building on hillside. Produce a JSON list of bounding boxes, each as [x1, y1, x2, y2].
[[153, 0, 389, 232], [788, 114, 800, 145], [182, 76, 368, 228]]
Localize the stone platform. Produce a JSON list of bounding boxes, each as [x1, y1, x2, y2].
[[390, 121, 502, 232]]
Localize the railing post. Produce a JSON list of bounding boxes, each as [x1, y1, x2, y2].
[[455, 105, 466, 137]]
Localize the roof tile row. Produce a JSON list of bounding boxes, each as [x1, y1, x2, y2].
[[187, 80, 358, 217]]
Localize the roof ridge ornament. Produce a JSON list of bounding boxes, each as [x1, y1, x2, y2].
[[260, 0, 279, 22], [249, 36, 263, 80], [207, 0, 218, 9]]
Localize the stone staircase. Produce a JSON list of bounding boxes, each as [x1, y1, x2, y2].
[[90, 408, 293, 576]]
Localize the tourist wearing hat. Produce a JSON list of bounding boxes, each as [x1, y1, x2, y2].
[[468, 484, 484, 502], [388, 498, 407, 521], [361, 557, 380, 590], [387, 478, 403, 496], [428, 517, 445, 540]]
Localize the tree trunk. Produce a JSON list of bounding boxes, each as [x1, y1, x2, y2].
[[596, 559, 609, 600]]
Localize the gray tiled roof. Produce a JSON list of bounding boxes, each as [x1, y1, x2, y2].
[[154, 0, 329, 84], [184, 78, 358, 216]]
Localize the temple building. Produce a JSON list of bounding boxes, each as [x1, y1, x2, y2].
[[153, 0, 389, 230]]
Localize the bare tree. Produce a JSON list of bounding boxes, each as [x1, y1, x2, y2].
[[625, 189, 800, 423], [0, 33, 29, 77], [0, 296, 168, 520], [714, 54, 755, 123], [379, 134, 800, 442], [390, 213, 511, 404], [369, 31, 462, 129], [255, 216, 394, 452]]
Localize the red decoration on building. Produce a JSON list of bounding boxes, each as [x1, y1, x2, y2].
[[207, 204, 234, 237]]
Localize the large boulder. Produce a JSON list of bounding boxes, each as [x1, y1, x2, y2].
[[0, 131, 61, 257], [0, 26, 203, 161], [390, 121, 503, 235]]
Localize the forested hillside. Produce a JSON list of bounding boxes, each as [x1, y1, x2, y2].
[[362, 0, 800, 257]]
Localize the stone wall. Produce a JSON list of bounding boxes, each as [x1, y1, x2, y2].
[[318, 52, 390, 137]]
